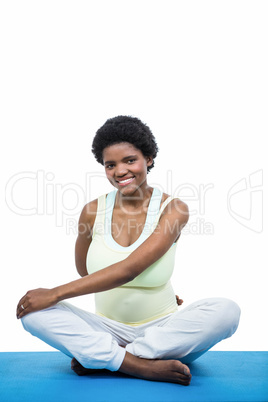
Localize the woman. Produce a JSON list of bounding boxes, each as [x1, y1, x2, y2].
[[17, 116, 240, 386]]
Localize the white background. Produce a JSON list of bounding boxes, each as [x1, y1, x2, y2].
[[1, 1, 267, 352]]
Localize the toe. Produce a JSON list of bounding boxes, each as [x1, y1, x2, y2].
[[183, 365, 191, 376]]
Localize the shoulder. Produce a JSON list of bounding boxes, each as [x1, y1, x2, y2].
[[80, 198, 98, 219], [78, 197, 99, 233], [160, 192, 189, 224], [79, 191, 111, 229]]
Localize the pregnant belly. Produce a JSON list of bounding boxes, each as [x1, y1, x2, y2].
[[95, 281, 178, 325]]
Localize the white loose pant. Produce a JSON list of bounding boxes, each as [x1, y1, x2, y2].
[[21, 297, 240, 371]]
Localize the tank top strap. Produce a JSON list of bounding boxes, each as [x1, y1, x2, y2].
[[145, 187, 163, 226], [105, 190, 117, 222], [159, 195, 174, 215], [150, 195, 177, 232]]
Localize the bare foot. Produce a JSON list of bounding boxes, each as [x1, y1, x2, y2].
[[119, 352, 192, 385], [71, 358, 109, 376]]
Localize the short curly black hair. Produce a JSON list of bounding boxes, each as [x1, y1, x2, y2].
[[92, 116, 159, 173]]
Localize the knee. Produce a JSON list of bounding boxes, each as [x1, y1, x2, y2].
[[21, 308, 52, 336], [221, 298, 240, 324], [21, 303, 65, 333], [214, 298, 241, 336], [21, 311, 40, 334]]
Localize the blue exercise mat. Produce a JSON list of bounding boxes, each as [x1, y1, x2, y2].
[[0, 351, 267, 402]]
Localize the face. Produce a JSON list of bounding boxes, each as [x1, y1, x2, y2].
[[102, 142, 153, 195]]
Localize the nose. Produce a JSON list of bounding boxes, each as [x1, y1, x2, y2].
[[115, 163, 128, 177]]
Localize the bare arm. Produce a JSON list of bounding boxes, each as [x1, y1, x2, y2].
[[56, 199, 189, 298], [74, 199, 98, 277], [17, 199, 189, 318]]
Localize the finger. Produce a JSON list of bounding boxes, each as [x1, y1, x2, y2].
[[16, 295, 26, 312], [17, 305, 28, 319], [16, 301, 24, 317], [16, 301, 27, 319]]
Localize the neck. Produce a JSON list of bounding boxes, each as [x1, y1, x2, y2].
[[115, 183, 153, 209]]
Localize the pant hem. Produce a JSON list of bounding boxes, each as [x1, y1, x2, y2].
[[106, 346, 126, 371]]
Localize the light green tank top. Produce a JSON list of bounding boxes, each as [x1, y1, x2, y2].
[[86, 187, 178, 326]]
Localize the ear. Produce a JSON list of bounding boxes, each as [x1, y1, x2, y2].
[[146, 156, 153, 167]]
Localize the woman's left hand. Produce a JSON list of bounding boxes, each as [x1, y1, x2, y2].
[[16, 288, 58, 319]]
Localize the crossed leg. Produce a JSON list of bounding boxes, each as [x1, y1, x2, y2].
[[21, 298, 240, 385], [70, 298, 240, 385], [125, 298, 241, 363]]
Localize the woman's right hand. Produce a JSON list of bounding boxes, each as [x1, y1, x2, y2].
[[16, 288, 59, 319]]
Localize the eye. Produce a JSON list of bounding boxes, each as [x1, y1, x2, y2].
[[105, 164, 115, 169], [127, 158, 136, 164]]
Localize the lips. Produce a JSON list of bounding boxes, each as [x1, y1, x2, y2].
[[116, 176, 135, 186]]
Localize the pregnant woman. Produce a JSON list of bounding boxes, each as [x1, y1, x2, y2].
[[17, 115, 240, 385]]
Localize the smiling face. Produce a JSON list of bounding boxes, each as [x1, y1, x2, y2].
[[103, 142, 153, 196]]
